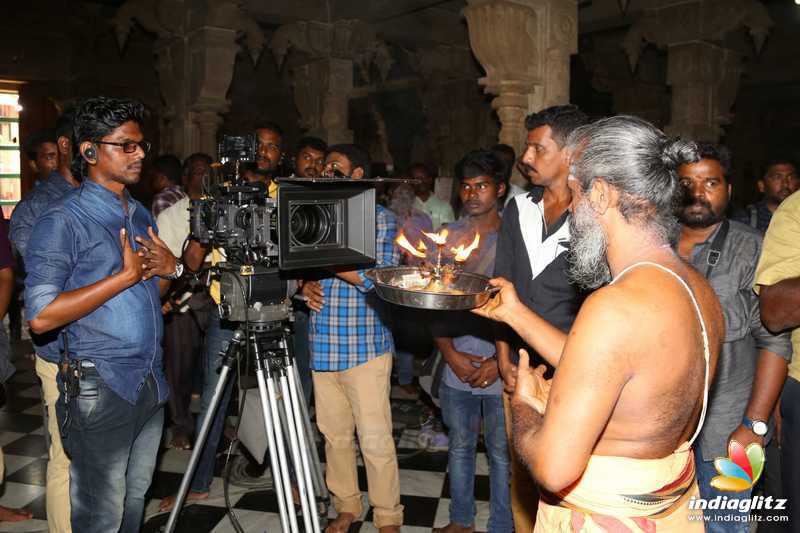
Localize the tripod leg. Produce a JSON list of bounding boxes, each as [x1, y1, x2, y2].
[[265, 374, 300, 533], [285, 362, 323, 533], [278, 373, 315, 533], [255, 368, 293, 533], [291, 362, 328, 502], [165, 331, 243, 533]]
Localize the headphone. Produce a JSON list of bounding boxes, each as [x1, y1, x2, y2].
[[84, 145, 96, 161]]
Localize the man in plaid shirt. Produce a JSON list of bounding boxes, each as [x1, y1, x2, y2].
[[302, 144, 403, 533]]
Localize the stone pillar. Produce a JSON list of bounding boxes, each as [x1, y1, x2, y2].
[[113, 0, 264, 157], [464, 0, 577, 186], [623, 0, 771, 142], [293, 57, 354, 144], [271, 20, 392, 144], [195, 109, 226, 157], [665, 43, 742, 141]]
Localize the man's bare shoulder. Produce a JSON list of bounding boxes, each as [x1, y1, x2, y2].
[[578, 261, 723, 360], [579, 262, 721, 333]]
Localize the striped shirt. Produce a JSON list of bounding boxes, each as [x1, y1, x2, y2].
[[309, 204, 400, 371], [151, 184, 187, 218]]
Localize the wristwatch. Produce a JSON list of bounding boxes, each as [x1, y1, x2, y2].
[[166, 258, 184, 281], [742, 416, 768, 437]]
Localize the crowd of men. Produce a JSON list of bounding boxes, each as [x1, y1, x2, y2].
[[0, 94, 799, 533]]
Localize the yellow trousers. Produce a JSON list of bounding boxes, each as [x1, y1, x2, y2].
[[312, 353, 403, 528], [36, 356, 72, 533]]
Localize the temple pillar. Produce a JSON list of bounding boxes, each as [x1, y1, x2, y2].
[[113, 0, 263, 157], [464, 0, 577, 186], [624, 0, 772, 142], [271, 20, 392, 145]]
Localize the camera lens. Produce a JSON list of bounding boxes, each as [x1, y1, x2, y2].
[[290, 203, 332, 246]]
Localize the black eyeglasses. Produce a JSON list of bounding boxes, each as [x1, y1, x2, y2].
[[95, 140, 152, 154]]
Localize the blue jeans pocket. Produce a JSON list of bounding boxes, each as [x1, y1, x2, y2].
[[72, 372, 102, 428]]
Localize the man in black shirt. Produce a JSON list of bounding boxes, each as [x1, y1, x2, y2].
[[492, 105, 588, 532]]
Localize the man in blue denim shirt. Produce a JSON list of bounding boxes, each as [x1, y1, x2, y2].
[[24, 97, 179, 533], [432, 151, 511, 533], [10, 106, 79, 533]]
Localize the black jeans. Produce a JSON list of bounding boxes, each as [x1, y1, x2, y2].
[[780, 376, 800, 526]]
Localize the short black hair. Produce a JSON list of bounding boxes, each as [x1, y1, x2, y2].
[[491, 143, 515, 161], [71, 96, 146, 178], [295, 136, 327, 155], [456, 150, 506, 186], [762, 155, 797, 178], [409, 163, 433, 178], [152, 154, 182, 185], [327, 144, 371, 179], [23, 128, 56, 160], [54, 106, 77, 142], [182, 152, 213, 175], [692, 142, 732, 182], [491, 144, 515, 183], [254, 121, 284, 140], [524, 105, 589, 147]]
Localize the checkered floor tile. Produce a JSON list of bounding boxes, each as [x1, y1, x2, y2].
[[1, 347, 494, 532]]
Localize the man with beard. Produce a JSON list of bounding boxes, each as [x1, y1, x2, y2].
[[294, 136, 326, 179], [254, 122, 285, 195], [475, 116, 724, 531], [24, 96, 179, 533], [302, 144, 403, 533], [734, 158, 799, 233], [431, 150, 512, 533], [492, 104, 588, 532], [676, 144, 791, 531]]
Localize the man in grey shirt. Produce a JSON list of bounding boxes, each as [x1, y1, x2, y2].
[[677, 143, 792, 532]]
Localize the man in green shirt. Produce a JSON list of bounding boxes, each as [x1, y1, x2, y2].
[[411, 163, 455, 229]]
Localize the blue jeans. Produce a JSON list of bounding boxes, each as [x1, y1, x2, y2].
[[57, 368, 163, 533], [694, 443, 752, 533], [396, 349, 414, 386], [439, 383, 512, 532], [191, 311, 236, 493]]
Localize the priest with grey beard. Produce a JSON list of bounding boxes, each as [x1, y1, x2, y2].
[[474, 116, 725, 531]]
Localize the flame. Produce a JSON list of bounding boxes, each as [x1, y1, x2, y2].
[[416, 240, 427, 252], [422, 229, 449, 245], [396, 232, 427, 258], [451, 233, 480, 262]]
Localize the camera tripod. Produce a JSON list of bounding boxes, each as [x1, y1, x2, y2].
[[164, 320, 328, 533]]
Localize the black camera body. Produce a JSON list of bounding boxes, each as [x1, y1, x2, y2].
[[190, 181, 277, 265], [190, 134, 377, 322]]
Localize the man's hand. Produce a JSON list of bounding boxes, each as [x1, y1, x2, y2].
[[498, 358, 519, 393], [466, 356, 500, 389], [302, 281, 325, 312], [162, 301, 174, 315], [512, 349, 551, 414], [136, 226, 178, 280], [728, 425, 764, 452], [120, 228, 144, 286], [445, 351, 486, 383], [472, 277, 523, 324]]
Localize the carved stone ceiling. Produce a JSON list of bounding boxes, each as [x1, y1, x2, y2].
[[244, 0, 469, 48]]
